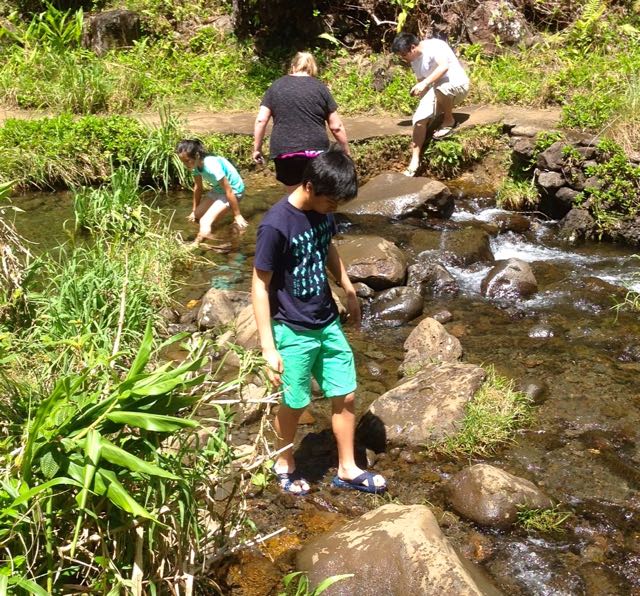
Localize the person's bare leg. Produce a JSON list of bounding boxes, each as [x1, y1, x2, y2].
[[195, 199, 230, 243], [408, 117, 430, 172], [435, 91, 456, 129], [273, 404, 310, 493], [332, 393, 385, 488]]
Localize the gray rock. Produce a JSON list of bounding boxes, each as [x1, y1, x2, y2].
[[407, 260, 459, 297], [234, 304, 259, 349], [493, 213, 530, 234], [340, 172, 454, 219], [369, 287, 424, 327], [82, 10, 142, 56], [441, 228, 494, 266], [528, 324, 554, 339], [367, 362, 486, 446], [335, 234, 407, 290], [560, 208, 596, 243], [446, 464, 553, 528], [481, 259, 537, 300], [401, 317, 463, 373], [536, 140, 567, 171], [537, 170, 566, 190], [430, 309, 453, 324], [297, 504, 501, 596], [468, 0, 530, 55], [353, 282, 375, 298], [511, 136, 537, 162], [197, 288, 250, 329], [519, 378, 548, 404]]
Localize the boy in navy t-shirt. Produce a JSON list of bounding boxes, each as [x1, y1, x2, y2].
[[252, 149, 387, 495]]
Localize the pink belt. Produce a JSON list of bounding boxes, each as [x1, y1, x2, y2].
[[277, 150, 323, 159]]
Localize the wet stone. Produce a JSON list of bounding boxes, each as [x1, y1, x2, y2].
[[528, 324, 554, 339], [430, 309, 453, 324], [519, 378, 549, 404]]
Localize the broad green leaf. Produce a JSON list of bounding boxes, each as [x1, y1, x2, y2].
[[106, 412, 198, 432], [314, 574, 354, 594], [94, 469, 156, 520], [125, 318, 154, 381], [12, 477, 82, 507], [99, 438, 178, 479], [9, 576, 49, 596]]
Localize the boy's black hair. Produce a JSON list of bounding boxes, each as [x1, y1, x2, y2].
[[391, 33, 419, 55], [301, 148, 357, 202], [176, 139, 208, 160]]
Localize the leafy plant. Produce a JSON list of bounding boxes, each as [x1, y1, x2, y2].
[[280, 572, 354, 596], [496, 178, 539, 210], [424, 138, 465, 178]]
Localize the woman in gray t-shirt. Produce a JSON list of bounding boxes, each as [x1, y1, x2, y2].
[[252, 52, 351, 192]]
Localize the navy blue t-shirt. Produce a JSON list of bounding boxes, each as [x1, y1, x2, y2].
[[254, 197, 338, 330]]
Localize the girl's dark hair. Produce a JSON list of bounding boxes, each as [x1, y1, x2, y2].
[[301, 148, 357, 202], [175, 139, 208, 159]]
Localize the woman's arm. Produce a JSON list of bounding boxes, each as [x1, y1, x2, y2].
[[327, 111, 350, 156], [252, 267, 283, 385], [326, 241, 360, 328], [253, 105, 272, 163], [219, 176, 248, 229]]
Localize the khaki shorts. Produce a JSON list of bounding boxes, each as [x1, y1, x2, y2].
[[413, 81, 469, 125]]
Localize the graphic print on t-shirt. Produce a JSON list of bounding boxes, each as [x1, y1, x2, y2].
[[290, 219, 333, 298]]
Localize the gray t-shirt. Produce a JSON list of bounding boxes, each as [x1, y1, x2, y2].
[[261, 75, 338, 158]]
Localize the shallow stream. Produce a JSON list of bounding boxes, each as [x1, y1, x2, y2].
[[11, 173, 640, 595]]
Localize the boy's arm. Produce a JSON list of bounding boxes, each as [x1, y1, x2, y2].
[[326, 242, 361, 328], [219, 176, 248, 229], [189, 175, 203, 220], [252, 267, 282, 385]]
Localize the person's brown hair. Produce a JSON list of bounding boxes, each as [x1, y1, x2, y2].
[[289, 52, 318, 77]]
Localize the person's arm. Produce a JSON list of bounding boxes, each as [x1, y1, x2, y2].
[[326, 241, 360, 328], [188, 175, 203, 221], [252, 267, 283, 385], [411, 58, 449, 98], [253, 105, 272, 164], [218, 176, 248, 229], [327, 111, 350, 156]]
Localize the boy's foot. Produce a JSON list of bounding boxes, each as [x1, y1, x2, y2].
[[433, 121, 458, 140], [271, 465, 310, 496], [332, 470, 387, 494], [402, 164, 419, 177]]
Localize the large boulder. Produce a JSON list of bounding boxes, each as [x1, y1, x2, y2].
[[233, 304, 259, 349], [468, 1, 530, 55], [440, 228, 494, 266], [446, 464, 553, 529], [365, 363, 486, 446], [369, 286, 424, 327], [334, 234, 407, 290], [82, 9, 142, 56], [340, 172, 454, 219], [297, 504, 501, 596], [197, 288, 250, 329], [407, 258, 459, 297], [401, 317, 462, 373], [559, 208, 597, 243], [536, 140, 567, 171], [481, 259, 537, 300]]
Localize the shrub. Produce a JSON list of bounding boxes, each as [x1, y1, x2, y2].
[[496, 178, 539, 210]]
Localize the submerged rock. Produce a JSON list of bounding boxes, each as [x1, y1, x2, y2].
[[481, 258, 537, 300], [197, 288, 250, 329], [296, 504, 501, 596], [407, 259, 459, 297], [401, 317, 462, 373], [365, 363, 486, 446], [369, 286, 423, 327], [446, 464, 553, 528], [441, 228, 494, 266], [334, 234, 407, 290], [340, 172, 454, 219]]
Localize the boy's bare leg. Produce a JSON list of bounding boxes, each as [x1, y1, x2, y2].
[[332, 393, 385, 488], [274, 404, 310, 493], [408, 117, 429, 172], [435, 90, 456, 129]]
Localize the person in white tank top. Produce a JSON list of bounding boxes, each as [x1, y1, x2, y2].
[[392, 33, 470, 176]]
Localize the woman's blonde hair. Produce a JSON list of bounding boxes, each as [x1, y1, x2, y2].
[[289, 52, 318, 77]]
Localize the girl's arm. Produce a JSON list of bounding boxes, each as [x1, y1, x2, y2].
[[253, 105, 272, 163], [219, 176, 248, 229], [251, 267, 282, 385], [189, 175, 203, 220], [326, 241, 360, 328], [327, 111, 350, 156]]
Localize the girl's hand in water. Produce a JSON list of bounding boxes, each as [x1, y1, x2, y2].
[[187, 211, 196, 222], [234, 214, 249, 229]]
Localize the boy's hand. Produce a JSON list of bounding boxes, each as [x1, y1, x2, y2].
[[345, 293, 361, 329], [262, 347, 283, 386], [410, 81, 429, 97], [234, 214, 249, 229]]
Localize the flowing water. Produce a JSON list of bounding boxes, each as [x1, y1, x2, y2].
[[10, 176, 640, 595]]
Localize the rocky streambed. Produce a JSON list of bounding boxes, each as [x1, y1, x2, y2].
[[14, 171, 640, 595]]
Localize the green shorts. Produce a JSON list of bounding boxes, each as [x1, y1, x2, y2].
[[272, 319, 357, 409]]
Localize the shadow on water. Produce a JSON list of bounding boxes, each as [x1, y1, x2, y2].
[[11, 175, 640, 594]]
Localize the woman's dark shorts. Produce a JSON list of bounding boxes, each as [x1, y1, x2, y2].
[[273, 156, 313, 186]]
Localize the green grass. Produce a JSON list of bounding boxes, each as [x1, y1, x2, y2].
[[496, 178, 539, 210], [433, 366, 533, 457], [516, 505, 572, 533]]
